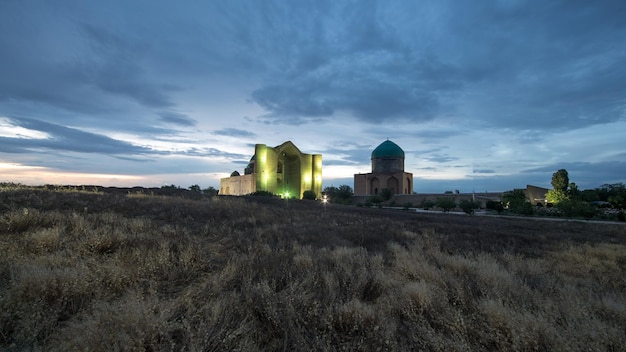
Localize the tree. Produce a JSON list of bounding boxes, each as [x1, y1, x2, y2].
[[189, 184, 201, 193], [596, 183, 626, 209], [337, 185, 354, 199], [568, 182, 579, 199], [546, 189, 568, 204], [323, 185, 353, 204], [202, 186, 218, 196], [551, 169, 569, 192], [608, 195, 624, 209], [579, 189, 600, 202], [435, 197, 457, 212], [501, 189, 533, 215], [459, 199, 481, 215], [161, 184, 180, 190], [547, 169, 580, 204]]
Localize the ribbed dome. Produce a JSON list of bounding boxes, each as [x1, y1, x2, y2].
[[371, 140, 404, 159]]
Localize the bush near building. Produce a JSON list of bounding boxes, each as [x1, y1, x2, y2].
[[435, 197, 456, 212], [459, 199, 481, 215]]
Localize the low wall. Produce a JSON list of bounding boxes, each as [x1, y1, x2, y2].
[[351, 192, 503, 207]]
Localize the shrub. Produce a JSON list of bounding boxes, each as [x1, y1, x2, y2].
[[302, 190, 317, 200], [459, 199, 481, 215], [555, 199, 597, 219], [250, 190, 275, 197], [202, 186, 219, 196], [421, 199, 435, 210], [435, 197, 456, 212], [510, 202, 534, 216], [485, 200, 504, 214], [368, 195, 383, 205], [502, 190, 533, 215], [380, 188, 393, 201]]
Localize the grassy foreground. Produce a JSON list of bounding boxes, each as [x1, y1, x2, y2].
[[1, 186, 625, 351]]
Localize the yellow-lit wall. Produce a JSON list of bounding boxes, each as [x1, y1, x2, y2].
[[220, 141, 322, 199]]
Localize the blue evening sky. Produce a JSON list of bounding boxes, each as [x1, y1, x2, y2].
[[1, 0, 625, 192]]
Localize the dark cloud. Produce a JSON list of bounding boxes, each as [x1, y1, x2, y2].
[[1, 117, 155, 155], [423, 154, 459, 164], [523, 161, 626, 184], [158, 112, 196, 127], [322, 141, 374, 165], [4, 1, 624, 132], [212, 128, 256, 138], [78, 23, 180, 109], [473, 169, 496, 174], [405, 130, 466, 141], [0, 6, 185, 146], [1, 1, 625, 190], [251, 52, 457, 124], [182, 147, 248, 160], [240, 1, 626, 130]]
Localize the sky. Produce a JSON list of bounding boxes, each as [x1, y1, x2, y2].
[[1, 0, 625, 193]]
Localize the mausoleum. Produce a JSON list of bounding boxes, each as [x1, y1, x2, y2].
[[354, 140, 413, 196], [220, 141, 322, 199]]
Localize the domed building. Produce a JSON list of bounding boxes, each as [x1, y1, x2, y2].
[[354, 140, 413, 196]]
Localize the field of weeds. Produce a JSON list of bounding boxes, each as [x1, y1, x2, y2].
[[1, 184, 625, 351]]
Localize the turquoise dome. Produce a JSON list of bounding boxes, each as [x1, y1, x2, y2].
[[371, 140, 404, 159]]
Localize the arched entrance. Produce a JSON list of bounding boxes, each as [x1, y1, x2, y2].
[[276, 144, 302, 198], [370, 177, 380, 195], [387, 176, 399, 194]]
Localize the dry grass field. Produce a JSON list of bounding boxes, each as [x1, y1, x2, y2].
[[1, 184, 625, 351]]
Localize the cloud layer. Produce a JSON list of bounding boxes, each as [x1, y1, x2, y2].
[[0, 0, 624, 190]]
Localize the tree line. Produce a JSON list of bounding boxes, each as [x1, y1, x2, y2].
[[497, 169, 625, 220]]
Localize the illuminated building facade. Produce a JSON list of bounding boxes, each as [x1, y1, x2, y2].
[[220, 141, 322, 198]]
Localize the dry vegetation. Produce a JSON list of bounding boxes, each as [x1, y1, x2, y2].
[[1, 184, 625, 351]]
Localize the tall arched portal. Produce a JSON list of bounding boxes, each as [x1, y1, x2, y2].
[[276, 143, 303, 198]]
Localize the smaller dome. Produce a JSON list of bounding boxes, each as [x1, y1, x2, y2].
[[230, 170, 240, 177], [371, 140, 405, 159]]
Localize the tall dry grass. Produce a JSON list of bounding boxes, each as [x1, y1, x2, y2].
[[1, 184, 625, 351]]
